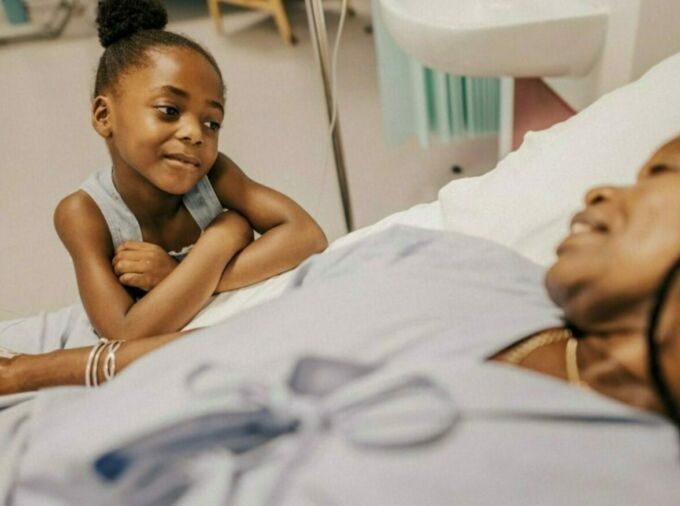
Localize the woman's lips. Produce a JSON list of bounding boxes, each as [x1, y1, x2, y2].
[[570, 221, 605, 235], [569, 211, 610, 235], [557, 213, 611, 255]]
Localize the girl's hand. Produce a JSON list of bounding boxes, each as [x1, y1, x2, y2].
[[56, 194, 248, 340], [113, 241, 179, 292]]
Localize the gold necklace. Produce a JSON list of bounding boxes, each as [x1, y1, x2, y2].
[[565, 337, 588, 387], [502, 327, 572, 365], [501, 328, 587, 388]]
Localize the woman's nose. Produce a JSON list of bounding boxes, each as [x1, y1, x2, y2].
[[585, 185, 618, 206]]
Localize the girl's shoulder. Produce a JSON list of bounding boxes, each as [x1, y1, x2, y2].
[[206, 153, 233, 196], [54, 190, 106, 227], [54, 190, 114, 256], [206, 153, 259, 209]]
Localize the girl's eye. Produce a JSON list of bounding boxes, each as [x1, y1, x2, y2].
[[204, 120, 221, 131], [157, 105, 180, 117]]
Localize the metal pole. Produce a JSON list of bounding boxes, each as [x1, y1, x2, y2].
[[304, 0, 355, 231]]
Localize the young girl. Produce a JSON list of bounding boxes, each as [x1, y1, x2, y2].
[[0, 0, 327, 353]]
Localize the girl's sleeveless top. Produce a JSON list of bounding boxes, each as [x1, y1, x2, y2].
[[80, 168, 224, 261]]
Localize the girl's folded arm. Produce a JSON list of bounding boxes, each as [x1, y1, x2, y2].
[[209, 153, 329, 292], [55, 192, 251, 340]]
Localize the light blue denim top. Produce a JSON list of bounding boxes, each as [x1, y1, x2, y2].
[[80, 167, 223, 261]]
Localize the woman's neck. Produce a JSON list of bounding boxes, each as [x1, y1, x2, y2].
[[502, 328, 665, 415], [577, 330, 664, 413]]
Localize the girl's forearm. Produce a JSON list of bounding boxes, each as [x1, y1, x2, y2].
[[215, 222, 327, 292], [115, 213, 251, 340], [6, 330, 188, 394]]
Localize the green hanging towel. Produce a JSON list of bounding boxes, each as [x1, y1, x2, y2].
[[3, 0, 28, 24], [371, 0, 500, 148]]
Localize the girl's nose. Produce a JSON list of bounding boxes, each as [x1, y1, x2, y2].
[[177, 117, 203, 145], [585, 185, 618, 206]]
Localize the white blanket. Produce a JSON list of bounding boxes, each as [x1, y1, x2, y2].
[[186, 201, 443, 329], [10, 228, 678, 506]]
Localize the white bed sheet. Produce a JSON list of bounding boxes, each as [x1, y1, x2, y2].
[[185, 201, 443, 329]]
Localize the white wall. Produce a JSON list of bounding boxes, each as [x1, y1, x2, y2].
[[632, 0, 680, 80], [546, 0, 680, 110]]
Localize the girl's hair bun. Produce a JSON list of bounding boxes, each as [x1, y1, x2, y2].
[[96, 0, 168, 48]]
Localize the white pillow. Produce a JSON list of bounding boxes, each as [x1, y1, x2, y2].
[[438, 51, 680, 266]]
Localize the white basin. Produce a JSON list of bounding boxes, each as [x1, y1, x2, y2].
[[379, 0, 609, 77]]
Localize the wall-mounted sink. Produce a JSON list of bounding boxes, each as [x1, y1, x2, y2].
[[378, 0, 609, 77]]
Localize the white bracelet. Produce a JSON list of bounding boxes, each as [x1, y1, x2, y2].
[[85, 338, 109, 388], [91, 339, 110, 388], [103, 340, 123, 382]]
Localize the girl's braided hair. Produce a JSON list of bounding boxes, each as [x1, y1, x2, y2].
[[93, 0, 224, 96]]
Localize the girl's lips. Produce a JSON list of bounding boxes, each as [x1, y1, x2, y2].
[[164, 155, 200, 171], [164, 153, 201, 167]]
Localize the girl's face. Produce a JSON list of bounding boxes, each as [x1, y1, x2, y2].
[[97, 46, 225, 195]]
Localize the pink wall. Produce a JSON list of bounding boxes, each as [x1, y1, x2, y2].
[[513, 78, 575, 150]]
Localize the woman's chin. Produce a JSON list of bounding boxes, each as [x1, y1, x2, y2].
[[545, 260, 594, 327], [544, 264, 567, 308]]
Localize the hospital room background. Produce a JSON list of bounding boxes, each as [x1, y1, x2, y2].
[[2, 0, 680, 323]]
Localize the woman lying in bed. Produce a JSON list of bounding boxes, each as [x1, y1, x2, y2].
[[3, 136, 680, 428]]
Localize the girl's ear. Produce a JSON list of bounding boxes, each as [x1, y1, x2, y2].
[[92, 96, 113, 138]]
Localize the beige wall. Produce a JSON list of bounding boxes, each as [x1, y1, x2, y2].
[[0, 7, 498, 319]]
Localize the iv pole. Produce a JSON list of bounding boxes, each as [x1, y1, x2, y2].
[[304, 0, 355, 232]]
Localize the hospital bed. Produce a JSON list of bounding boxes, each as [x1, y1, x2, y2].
[[187, 48, 680, 330], [2, 50, 680, 505]]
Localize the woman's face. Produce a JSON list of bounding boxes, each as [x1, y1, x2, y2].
[[546, 138, 680, 332], [98, 46, 225, 195]]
